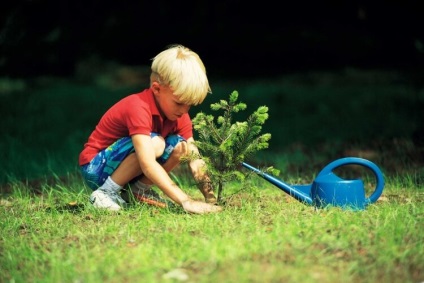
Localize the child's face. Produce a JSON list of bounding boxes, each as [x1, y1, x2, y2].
[[153, 83, 191, 121]]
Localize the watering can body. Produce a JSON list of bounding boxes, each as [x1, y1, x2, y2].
[[242, 157, 385, 210]]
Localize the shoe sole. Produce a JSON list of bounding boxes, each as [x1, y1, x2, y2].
[[92, 203, 121, 211]]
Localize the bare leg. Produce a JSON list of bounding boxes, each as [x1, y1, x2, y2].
[[137, 140, 186, 185], [110, 135, 165, 186]]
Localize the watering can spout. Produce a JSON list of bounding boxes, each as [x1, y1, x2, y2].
[[241, 162, 313, 204]]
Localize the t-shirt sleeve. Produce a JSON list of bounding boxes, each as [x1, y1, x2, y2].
[[124, 97, 152, 136]]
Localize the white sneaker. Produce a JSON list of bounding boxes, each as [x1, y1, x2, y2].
[[90, 189, 123, 211]]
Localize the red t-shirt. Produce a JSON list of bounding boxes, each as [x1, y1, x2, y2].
[[78, 88, 193, 165]]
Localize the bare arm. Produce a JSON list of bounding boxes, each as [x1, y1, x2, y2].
[[132, 134, 189, 205], [187, 137, 217, 203]]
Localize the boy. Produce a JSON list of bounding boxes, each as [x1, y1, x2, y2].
[[79, 44, 222, 214]]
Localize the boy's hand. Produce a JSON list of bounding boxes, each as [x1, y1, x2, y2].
[[181, 199, 222, 214]]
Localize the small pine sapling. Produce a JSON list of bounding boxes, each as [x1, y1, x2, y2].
[[191, 90, 277, 202]]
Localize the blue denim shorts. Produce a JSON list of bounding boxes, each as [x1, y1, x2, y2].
[[80, 134, 185, 190]]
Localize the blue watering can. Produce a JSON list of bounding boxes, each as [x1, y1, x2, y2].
[[242, 157, 385, 210]]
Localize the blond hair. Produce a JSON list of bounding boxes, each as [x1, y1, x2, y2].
[[150, 44, 211, 105]]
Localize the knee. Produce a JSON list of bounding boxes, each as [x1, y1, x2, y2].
[[171, 141, 188, 159], [151, 135, 166, 158]]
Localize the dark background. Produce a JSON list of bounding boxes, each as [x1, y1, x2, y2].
[[1, 0, 423, 79]]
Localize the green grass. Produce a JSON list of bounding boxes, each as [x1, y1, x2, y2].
[[1, 68, 423, 282], [1, 174, 423, 283]]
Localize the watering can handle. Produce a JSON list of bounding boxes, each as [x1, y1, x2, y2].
[[316, 157, 385, 204]]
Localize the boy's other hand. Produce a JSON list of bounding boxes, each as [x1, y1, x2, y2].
[[181, 199, 222, 214]]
